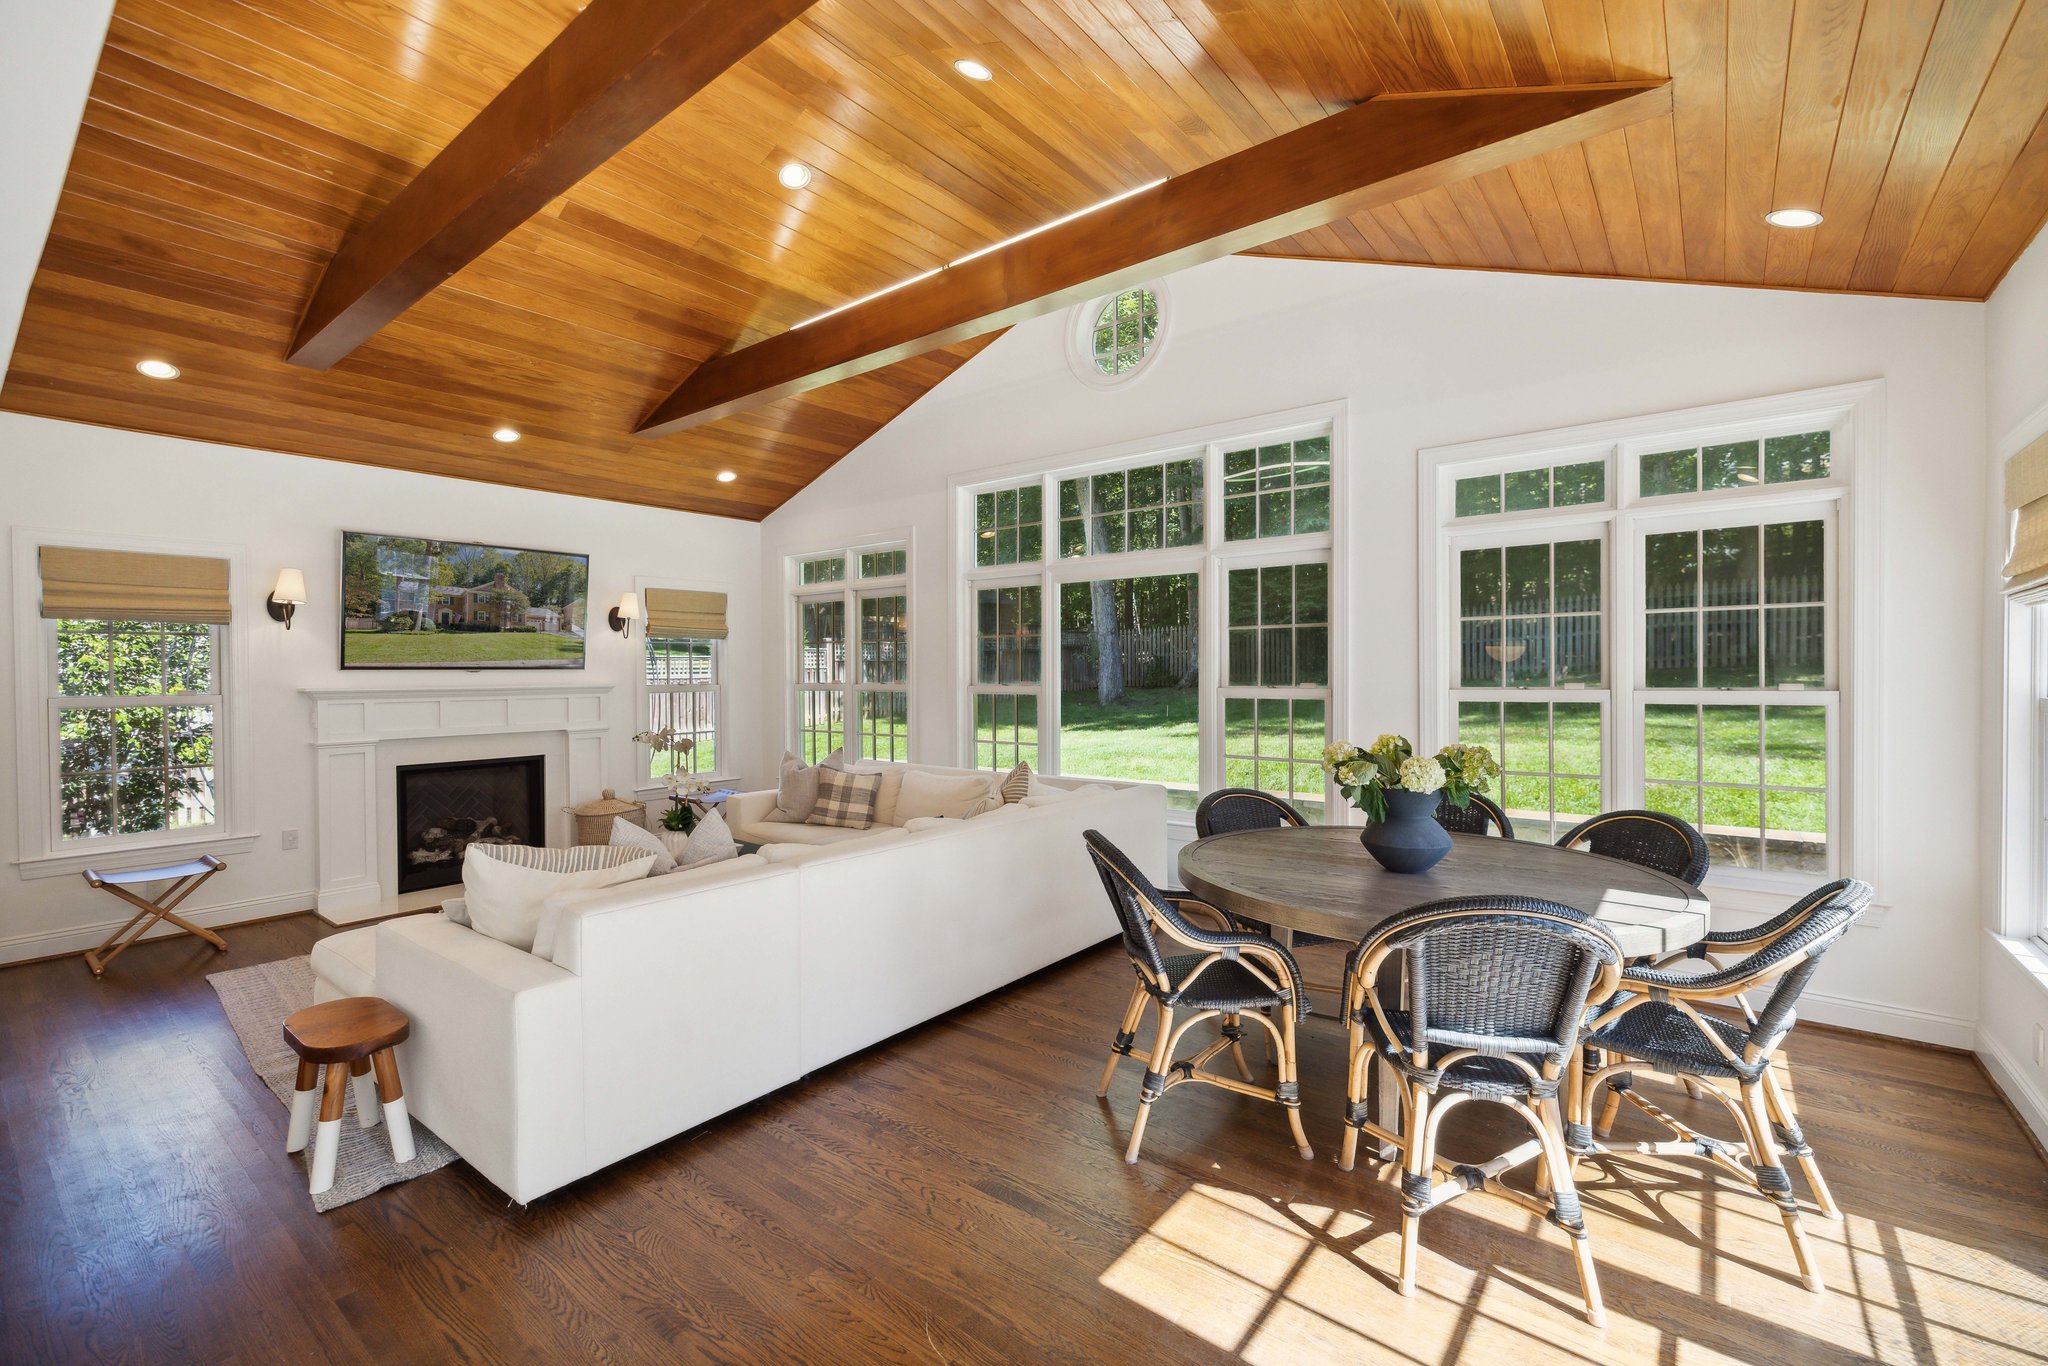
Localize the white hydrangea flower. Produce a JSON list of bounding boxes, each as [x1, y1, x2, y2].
[[1397, 756, 1446, 794]]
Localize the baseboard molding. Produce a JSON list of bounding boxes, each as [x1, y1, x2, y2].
[[0, 890, 316, 966], [1796, 988, 1977, 1050], [1976, 1028, 2048, 1155]]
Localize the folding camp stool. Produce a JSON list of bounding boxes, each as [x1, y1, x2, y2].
[[80, 855, 228, 977]]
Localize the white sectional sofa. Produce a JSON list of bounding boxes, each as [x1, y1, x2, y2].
[[310, 767, 1164, 1203]]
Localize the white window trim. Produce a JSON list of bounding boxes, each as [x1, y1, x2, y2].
[[2001, 585, 2048, 948], [10, 525, 260, 880], [631, 574, 732, 799], [785, 533, 916, 763], [1418, 381, 1887, 918], [950, 400, 1349, 828], [1065, 279, 1171, 391]]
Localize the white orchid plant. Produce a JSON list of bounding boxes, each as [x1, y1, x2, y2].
[[634, 727, 709, 830], [1320, 733, 1500, 824]]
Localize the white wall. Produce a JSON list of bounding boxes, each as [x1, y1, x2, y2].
[[1979, 229, 2048, 1144], [0, 414, 765, 962], [760, 254, 1991, 1046]]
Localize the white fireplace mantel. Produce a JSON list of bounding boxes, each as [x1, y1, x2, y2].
[[302, 683, 613, 917]]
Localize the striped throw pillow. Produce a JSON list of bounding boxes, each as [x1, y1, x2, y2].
[[807, 768, 881, 829], [471, 843, 648, 873], [1000, 761, 1033, 804]]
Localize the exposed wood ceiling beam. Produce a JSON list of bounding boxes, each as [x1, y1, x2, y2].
[[287, 0, 818, 371], [635, 82, 1671, 439]]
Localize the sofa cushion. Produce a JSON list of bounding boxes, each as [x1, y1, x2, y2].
[[896, 770, 1000, 822], [768, 748, 855, 822], [740, 820, 878, 847], [1000, 761, 1033, 803], [310, 924, 379, 999], [808, 768, 881, 828], [610, 815, 676, 874], [473, 842, 650, 873], [462, 844, 656, 952], [664, 808, 739, 871]]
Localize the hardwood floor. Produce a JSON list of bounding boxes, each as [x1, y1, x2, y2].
[[3, 915, 2044, 1363]]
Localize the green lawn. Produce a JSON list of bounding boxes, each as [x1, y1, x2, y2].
[[1049, 688, 1826, 847], [1057, 687, 1200, 807], [343, 630, 585, 666]]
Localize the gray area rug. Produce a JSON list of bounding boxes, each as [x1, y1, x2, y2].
[[207, 955, 459, 1211]]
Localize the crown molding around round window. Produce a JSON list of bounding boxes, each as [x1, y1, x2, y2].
[[1064, 279, 1170, 391]]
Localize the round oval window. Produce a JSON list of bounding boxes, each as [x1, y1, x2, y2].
[[1088, 286, 1161, 379]]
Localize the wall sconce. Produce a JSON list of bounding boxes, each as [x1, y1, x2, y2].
[[267, 568, 307, 630], [608, 591, 642, 638]]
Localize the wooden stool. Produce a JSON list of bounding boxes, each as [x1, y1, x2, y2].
[[281, 997, 414, 1195], [80, 855, 228, 977]]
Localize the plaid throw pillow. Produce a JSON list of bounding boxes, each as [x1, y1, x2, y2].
[[1000, 761, 1033, 804], [806, 767, 881, 829]]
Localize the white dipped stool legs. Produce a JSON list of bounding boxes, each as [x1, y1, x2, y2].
[[372, 1050, 416, 1165], [279, 997, 415, 1198], [286, 1059, 319, 1153], [286, 1048, 417, 1195]]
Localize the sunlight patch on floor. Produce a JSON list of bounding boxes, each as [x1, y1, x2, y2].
[[1099, 1174, 2048, 1364]]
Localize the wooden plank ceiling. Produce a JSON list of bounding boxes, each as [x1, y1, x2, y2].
[[4, 1, 2046, 521]]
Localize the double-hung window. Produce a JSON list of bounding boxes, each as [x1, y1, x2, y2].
[[643, 636, 720, 778], [789, 545, 910, 762], [1426, 386, 1870, 889], [959, 409, 1339, 820], [55, 619, 221, 842]]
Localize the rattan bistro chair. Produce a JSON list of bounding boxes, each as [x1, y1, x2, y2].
[[1575, 878, 1874, 1293], [1433, 790, 1516, 839], [1555, 809, 1710, 886], [1338, 897, 1623, 1325], [1085, 830, 1315, 1166], [1193, 789, 1344, 949]]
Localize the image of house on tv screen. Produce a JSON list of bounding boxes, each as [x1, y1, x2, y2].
[[341, 532, 590, 669]]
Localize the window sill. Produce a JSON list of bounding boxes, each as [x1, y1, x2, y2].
[[1991, 933, 2048, 1003], [14, 830, 263, 881]]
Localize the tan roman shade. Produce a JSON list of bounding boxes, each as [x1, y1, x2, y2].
[[39, 545, 232, 624], [644, 587, 728, 640], [2007, 432, 2048, 583]]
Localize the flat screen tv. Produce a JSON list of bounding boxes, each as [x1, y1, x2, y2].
[[340, 532, 590, 670]]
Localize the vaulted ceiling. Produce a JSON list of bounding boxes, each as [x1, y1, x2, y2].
[[4, 0, 2045, 520]]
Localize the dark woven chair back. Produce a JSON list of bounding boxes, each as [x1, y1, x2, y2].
[[1083, 829, 1200, 984], [1722, 878, 1873, 1058], [1354, 897, 1621, 1068], [1195, 788, 1309, 838], [1433, 790, 1515, 839], [1555, 809, 1710, 886]]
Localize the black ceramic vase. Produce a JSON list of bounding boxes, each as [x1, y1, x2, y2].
[[1360, 788, 1453, 874]]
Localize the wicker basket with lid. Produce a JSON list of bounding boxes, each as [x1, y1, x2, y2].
[[565, 789, 644, 845]]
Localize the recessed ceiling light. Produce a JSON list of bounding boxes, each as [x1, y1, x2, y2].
[[777, 161, 813, 190], [136, 359, 180, 380], [492, 427, 520, 443], [953, 58, 993, 82], [1764, 208, 1823, 229], [716, 470, 737, 483]]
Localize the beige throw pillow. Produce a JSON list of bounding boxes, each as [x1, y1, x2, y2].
[[770, 748, 855, 822], [461, 844, 656, 952], [610, 815, 675, 874], [808, 768, 881, 828], [1000, 761, 1033, 803]]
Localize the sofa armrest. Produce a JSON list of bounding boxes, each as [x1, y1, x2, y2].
[[726, 787, 779, 833], [374, 916, 584, 1203]]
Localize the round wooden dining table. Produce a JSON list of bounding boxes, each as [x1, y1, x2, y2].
[[1179, 826, 1711, 1158], [1178, 826, 1710, 961]]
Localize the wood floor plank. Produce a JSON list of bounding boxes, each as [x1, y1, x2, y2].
[[1, 914, 2043, 1363]]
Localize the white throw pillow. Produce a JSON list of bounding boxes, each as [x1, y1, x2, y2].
[[610, 815, 675, 875], [662, 807, 738, 871], [461, 844, 655, 952], [1023, 779, 1075, 802], [895, 770, 1000, 822], [869, 763, 908, 826]]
